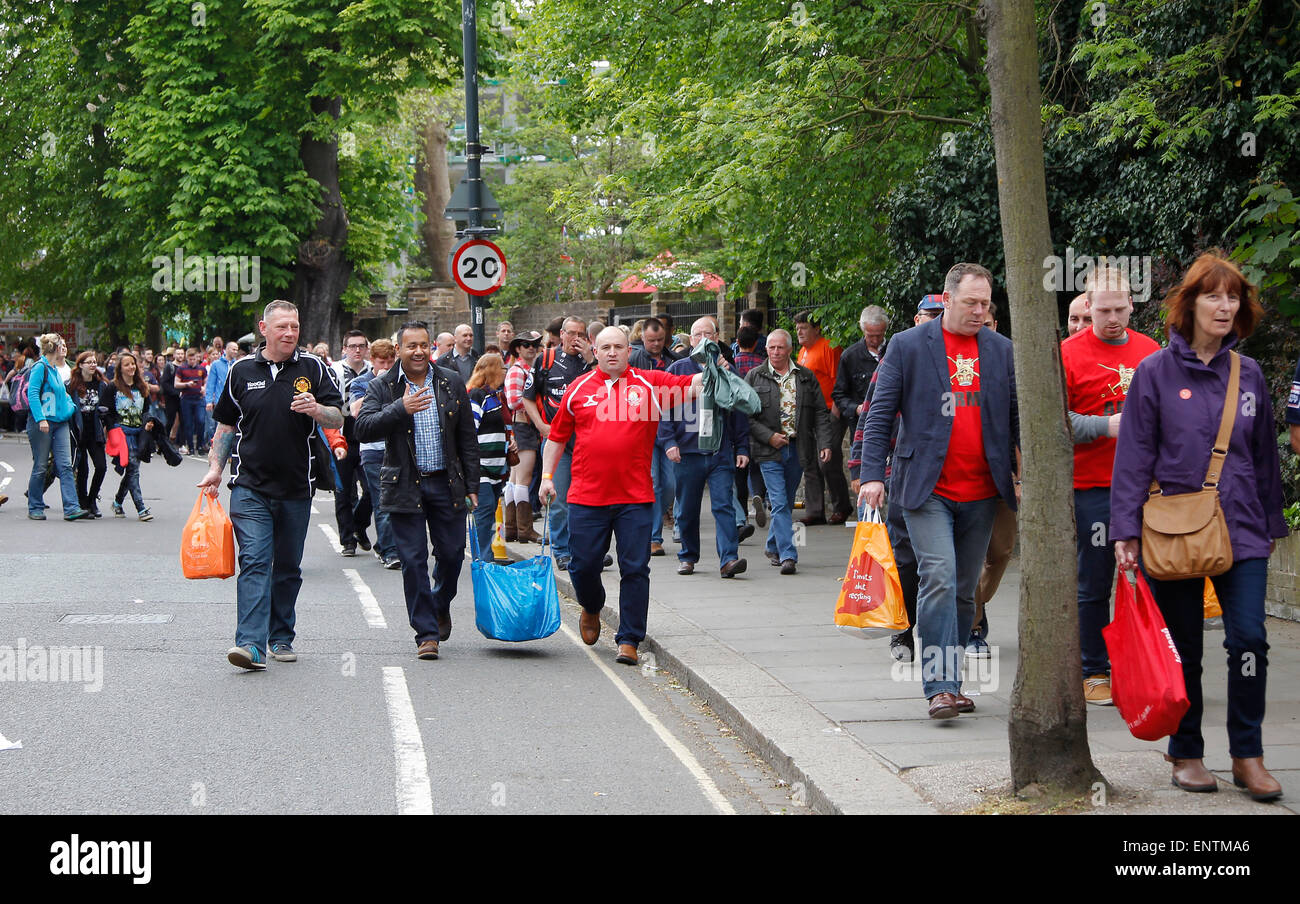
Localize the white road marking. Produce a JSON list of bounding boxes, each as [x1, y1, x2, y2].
[[559, 623, 735, 815], [0, 461, 13, 472], [0, 477, 9, 491], [343, 568, 387, 629], [310, 504, 319, 514], [319, 523, 340, 547], [0, 731, 22, 751], [381, 667, 433, 815]]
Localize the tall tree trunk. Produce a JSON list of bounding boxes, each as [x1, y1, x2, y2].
[[105, 288, 127, 350], [144, 300, 162, 352], [292, 95, 352, 350], [984, 0, 1101, 794], [417, 116, 455, 282]]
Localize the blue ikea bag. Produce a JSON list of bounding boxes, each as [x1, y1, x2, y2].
[[469, 509, 561, 642]]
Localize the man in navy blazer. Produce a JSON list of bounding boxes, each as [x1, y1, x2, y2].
[[859, 262, 1019, 720]]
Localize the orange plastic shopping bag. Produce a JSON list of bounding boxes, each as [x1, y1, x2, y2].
[[1203, 578, 1221, 619], [181, 491, 236, 579], [834, 507, 909, 638]]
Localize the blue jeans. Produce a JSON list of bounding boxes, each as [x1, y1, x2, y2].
[[674, 453, 740, 566], [758, 443, 802, 562], [568, 502, 654, 647], [650, 445, 675, 545], [903, 493, 998, 699], [229, 485, 312, 656], [180, 397, 205, 450], [1148, 558, 1269, 760], [27, 418, 79, 516], [547, 447, 573, 560], [114, 425, 146, 513], [389, 475, 467, 644], [473, 479, 505, 561], [359, 451, 397, 559], [1075, 487, 1115, 677]]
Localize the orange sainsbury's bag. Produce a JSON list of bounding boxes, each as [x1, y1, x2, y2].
[[1203, 578, 1221, 619], [181, 491, 235, 579], [834, 507, 909, 639]]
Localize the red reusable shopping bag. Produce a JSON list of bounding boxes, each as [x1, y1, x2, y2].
[[1102, 570, 1190, 741]]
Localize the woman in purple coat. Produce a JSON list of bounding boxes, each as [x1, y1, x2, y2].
[[1111, 251, 1287, 802]]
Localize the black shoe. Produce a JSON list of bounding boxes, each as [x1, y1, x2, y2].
[[737, 523, 755, 543], [889, 634, 915, 663], [556, 555, 571, 571], [355, 529, 372, 552], [780, 559, 797, 575], [766, 551, 781, 566], [88, 502, 102, 519], [340, 543, 357, 557], [437, 613, 452, 642], [602, 554, 614, 568]]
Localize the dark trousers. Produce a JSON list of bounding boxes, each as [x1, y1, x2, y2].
[[568, 502, 653, 647], [803, 416, 851, 519], [180, 397, 205, 451], [674, 453, 739, 566], [389, 475, 467, 645], [1148, 558, 1269, 760], [885, 494, 919, 641], [735, 459, 767, 510], [1075, 487, 1115, 677], [75, 440, 107, 510], [333, 446, 369, 543]]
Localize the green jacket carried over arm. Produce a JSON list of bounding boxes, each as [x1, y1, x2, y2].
[[689, 339, 761, 452]]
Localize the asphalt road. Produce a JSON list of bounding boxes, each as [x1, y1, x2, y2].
[[0, 432, 804, 815]]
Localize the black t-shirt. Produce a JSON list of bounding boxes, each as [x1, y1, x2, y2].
[[1287, 356, 1300, 426], [523, 349, 589, 424], [213, 348, 343, 499]]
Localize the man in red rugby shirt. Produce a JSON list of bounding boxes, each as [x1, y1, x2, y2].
[[540, 327, 703, 665], [1062, 265, 1159, 706]]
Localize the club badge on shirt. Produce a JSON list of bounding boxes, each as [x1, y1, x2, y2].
[[1097, 363, 1136, 397], [294, 377, 311, 393]]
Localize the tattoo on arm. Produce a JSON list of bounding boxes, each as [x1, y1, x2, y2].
[[315, 405, 344, 429], [209, 425, 235, 472]]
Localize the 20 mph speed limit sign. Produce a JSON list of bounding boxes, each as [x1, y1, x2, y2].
[[451, 238, 507, 296]]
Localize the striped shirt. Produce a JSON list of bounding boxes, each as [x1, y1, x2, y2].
[[470, 388, 509, 485]]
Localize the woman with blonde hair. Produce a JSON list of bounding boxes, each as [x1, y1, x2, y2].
[[25, 333, 89, 520], [466, 354, 517, 560]]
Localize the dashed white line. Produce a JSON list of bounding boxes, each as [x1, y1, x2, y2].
[[0, 461, 13, 472], [319, 523, 340, 547], [343, 568, 388, 629], [381, 667, 433, 815], [559, 623, 736, 815], [0, 477, 9, 492]]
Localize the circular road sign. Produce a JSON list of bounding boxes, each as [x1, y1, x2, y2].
[[451, 239, 507, 296]]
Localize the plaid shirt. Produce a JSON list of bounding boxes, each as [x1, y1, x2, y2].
[[733, 350, 765, 377], [401, 366, 444, 472], [504, 360, 529, 414]]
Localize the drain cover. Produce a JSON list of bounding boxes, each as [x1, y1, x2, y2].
[[58, 614, 175, 624]]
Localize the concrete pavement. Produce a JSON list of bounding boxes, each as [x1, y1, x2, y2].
[[510, 497, 1300, 815]]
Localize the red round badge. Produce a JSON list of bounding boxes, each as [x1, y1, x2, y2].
[[1179, 388, 1192, 399]]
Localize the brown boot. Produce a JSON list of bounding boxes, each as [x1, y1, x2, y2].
[[1165, 754, 1218, 792], [1231, 757, 1283, 802], [503, 502, 518, 542], [515, 500, 539, 542]]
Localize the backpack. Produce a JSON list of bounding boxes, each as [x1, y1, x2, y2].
[[11, 364, 43, 414]]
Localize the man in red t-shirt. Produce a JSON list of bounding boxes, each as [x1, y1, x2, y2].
[[1062, 266, 1160, 706], [540, 327, 701, 666]]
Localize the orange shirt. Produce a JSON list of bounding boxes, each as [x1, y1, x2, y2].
[[797, 337, 840, 409]]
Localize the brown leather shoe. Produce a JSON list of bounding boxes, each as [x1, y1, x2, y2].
[[953, 693, 976, 713], [616, 644, 638, 665], [437, 613, 452, 642], [417, 640, 439, 660], [780, 559, 797, 575], [828, 512, 848, 525], [650, 542, 665, 557], [719, 558, 747, 579], [579, 610, 600, 645], [928, 693, 960, 720], [1165, 754, 1218, 792], [797, 515, 827, 526], [1231, 757, 1282, 802], [677, 561, 695, 575]]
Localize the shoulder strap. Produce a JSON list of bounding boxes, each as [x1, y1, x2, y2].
[[1203, 351, 1240, 488]]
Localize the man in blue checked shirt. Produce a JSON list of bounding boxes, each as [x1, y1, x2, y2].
[[355, 321, 480, 661]]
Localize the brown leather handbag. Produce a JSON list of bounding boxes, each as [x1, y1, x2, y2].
[[1140, 352, 1239, 580]]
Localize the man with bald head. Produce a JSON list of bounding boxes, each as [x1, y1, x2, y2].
[[432, 332, 454, 360], [660, 317, 751, 578], [1066, 293, 1091, 337], [541, 326, 704, 665], [437, 323, 478, 382]]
